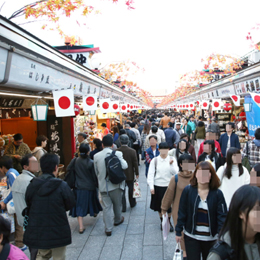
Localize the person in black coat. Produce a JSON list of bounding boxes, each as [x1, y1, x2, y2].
[[23, 153, 75, 259], [198, 140, 222, 171], [175, 161, 227, 260]]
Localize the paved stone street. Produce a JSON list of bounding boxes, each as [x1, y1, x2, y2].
[[25, 162, 177, 260]]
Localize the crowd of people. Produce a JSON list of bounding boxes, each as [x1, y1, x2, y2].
[[0, 110, 260, 260]]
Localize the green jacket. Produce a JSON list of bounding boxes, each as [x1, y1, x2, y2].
[[195, 126, 206, 139], [182, 124, 192, 137], [4, 142, 31, 173]]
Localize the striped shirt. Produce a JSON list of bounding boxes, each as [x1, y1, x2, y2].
[[184, 199, 218, 241], [242, 141, 260, 168]]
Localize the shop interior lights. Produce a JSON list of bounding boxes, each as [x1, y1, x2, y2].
[[31, 98, 49, 121], [244, 102, 252, 112]]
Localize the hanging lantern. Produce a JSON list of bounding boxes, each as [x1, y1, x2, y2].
[[31, 99, 48, 121], [74, 104, 81, 116], [223, 103, 232, 111]]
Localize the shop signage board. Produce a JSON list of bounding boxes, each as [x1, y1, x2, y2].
[[234, 78, 260, 95], [47, 116, 63, 163], [65, 52, 93, 69], [0, 47, 8, 82], [200, 85, 235, 100], [244, 95, 260, 137], [0, 98, 24, 107]]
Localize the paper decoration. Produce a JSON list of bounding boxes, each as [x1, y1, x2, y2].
[[111, 101, 120, 112], [196, 100, 201, 106], [100, 99, 111, 113], [189, 103, 194, 109], [83, 95, 97, 111], [230, 95, 240, 106], [249, 92, 260, 108], [212, 99, 222, 111], [52, 89, 75, 117], [201, 101, 209, 110]]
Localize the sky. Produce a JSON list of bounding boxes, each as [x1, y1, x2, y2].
[[1, 0, 260, 96]]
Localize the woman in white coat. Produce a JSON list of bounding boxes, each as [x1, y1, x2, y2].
[[216, 147, 250, 208], [147, 142, 179, 232]]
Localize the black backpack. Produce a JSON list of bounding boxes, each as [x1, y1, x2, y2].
[[64, 158, 77, 189], [105, 151, 126, 184], [209, 240, 236, 260]]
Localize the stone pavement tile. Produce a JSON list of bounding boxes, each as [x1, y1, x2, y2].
[[143, 224, 163, 246], [126, 223, 144, 235], [163, 232, 177, 260], [104, 224, 127, 247], [143, 245, 163, 260], [130, 201, 146, 216], [121, 234, 143, 259], [90, 216, 106, 236], [68, 216, 79, 234], [78, 236, 106, 260], [128, 215, 145, 225], [122, 210, 131, 224], [66, 247, 82, 259], [99, 246, 122, 260], [145, 209, 160, 224], [68, 225, 93, 248]]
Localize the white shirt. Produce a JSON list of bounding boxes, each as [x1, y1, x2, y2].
[[149, 129, 165, 142], [216, 164, 250, 208], [147, 155, 178, 190]]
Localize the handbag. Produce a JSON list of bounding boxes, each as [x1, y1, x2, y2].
[[1, 210, 15, 233], [162, 214, 170, 240], [242, 142, 252, 172], [133, 179, 141, 198], [173, 242, 183, 260], [7, 199, 15, 215]]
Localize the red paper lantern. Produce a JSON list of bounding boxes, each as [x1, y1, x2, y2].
[[223, 103, 232, 111], [74, 104, 81, 116]]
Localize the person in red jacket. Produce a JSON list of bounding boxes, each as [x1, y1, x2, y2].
[[198, 130, 222, 158]]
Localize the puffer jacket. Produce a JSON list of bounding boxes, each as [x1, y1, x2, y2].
[[23, 173, 75, 249]]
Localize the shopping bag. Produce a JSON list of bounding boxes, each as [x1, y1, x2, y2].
[[1, 211, 15, 233], [162, 214, 170, 240], [133, 179, 141, 198], [7, 199, 16, 215], [173, 242, 183, 260]]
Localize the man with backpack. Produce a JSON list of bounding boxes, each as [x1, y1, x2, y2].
[[94, 135, 128, 236]]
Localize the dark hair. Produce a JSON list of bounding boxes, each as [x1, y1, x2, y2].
[[168, 122, 174, 128], [224, 148, 243, 179], [78, 133, 87, 139], [0, 215, 10, 245], [40, 153, 59, 173], [253, 163, 260, 177], [198, 121, 204, 127], [190, 161, 220, 190], [203, 140, 216, 162], [119, 129, 126, 135], [112, 126, 119, 137], [102, 135, 113, 147], [180, 133, 190, 143], [159, 142, 169, 149], [219, 185, 260, 260], [149, 135, 157, 141], [119, 134, 129, 145], [178, 154, 194, 172], [255, 128, 260, 140], [13, 133, 23, 141], [0, 156, 13, 170], [176, 139, 189, 160], [143, 124, 150, 135], [79, 143, 90, 159], [151, 126, 158, 133], [227, 122, 235, 129], [93, 138, 102, 151], [36, 135, 48, 146], [198, 116, 202, 120], [130, 122, 136, 128], [21, 154, 34, 169]]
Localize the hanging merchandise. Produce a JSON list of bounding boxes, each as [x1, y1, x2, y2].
[[230, 95, 241, 106], [111, 101, 120, 112], [83, 95, 97, 111], [201, 101, 209, 110], [52, 89, 75, 117], [100, 99, 111, 113], [249, 92, 260, 108], [223, 103, 232, 111], [212, 99, 222, 111], [120, 104, 127, 112]]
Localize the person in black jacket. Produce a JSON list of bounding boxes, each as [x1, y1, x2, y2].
[[23, 153, 75, 260], [175, 161, 227, 260], [198, 140, 222, 171], [68, 143, 102, 234], [124, 124, 136, 148]]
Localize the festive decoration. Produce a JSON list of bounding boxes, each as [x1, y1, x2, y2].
[[83, 95, 97, 111], [52, 89, 74, 117], [110, 101, 120, 112], [211, 99, 222, 111], [201, 101, 209, 110], [74, 104, 81, 116], [223, 103, 232, 111], [249, 92, 260, 108], [100, 99, 111, 113], [230, 95, 241, 106]]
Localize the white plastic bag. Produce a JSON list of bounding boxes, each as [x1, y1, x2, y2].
[[162, 214, 170, 240], [173, 242, 183, 260], [133, 179, 141, 198], [7, 199, 15, 215], [1, 211, 15, 233]]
